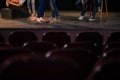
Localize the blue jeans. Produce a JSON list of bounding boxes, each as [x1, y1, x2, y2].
[[81, 0, 89, 16], [50, 0, 59, 18], [37, 0, 45, 18], [92, 0, 102, 17]]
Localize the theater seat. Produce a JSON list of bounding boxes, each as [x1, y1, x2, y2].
[[86, 55, 120, 80], [64, 41, 100, 58], [0, 47, 32, 64], [0, 33, 5, 43], [8, 31, 38, 47], [106, 32, 120, 44], [46, 47, 98, 80], [0, 54, 80, 80], [23, 41, 57, 56], [75, 32, 104, 55], [104, 41, 120, 52], [75, 32, 103, 47], [42, 32, 71, 48]]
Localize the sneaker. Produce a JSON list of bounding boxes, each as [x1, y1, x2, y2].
[[89, 16, 95, 21], [98, 7, 101, 12], [31, 13, 36, 17], [78, 16, 84, 20], [49, 18, 60, 23]]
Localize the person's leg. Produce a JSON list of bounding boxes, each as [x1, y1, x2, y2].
[[37, 0, 45, 23], [78, 0, 89, 20], [89, 0, 101, 21], [49, 0, 60, 23], [31, 0, 36, 13], [30, 0, 36, 17], [97, 0, 102, 11], [50, 0, 59, 18], [27, 0, 32, 14], [81, 0, 88, 16]]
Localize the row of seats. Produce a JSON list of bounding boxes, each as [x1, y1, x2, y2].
[[1, 31, 120, 47], [0, 31, 107, 46], [0, 45, 119, 80], [0, 31, 120, 80], [1, 31, 120, 55], [0, 31, 120, 62]]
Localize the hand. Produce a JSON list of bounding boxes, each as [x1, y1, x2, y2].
[[6, 1, 9, 7], [15, 4, 21, 7], [16, 3, 22, 7]]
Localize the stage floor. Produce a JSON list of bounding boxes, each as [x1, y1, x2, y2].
[[0, 11, 120, 29]]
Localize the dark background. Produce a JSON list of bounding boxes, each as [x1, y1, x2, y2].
[[0, 0, 120, 12]]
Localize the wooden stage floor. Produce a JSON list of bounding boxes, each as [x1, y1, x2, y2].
[[0, 11, 120, 29]]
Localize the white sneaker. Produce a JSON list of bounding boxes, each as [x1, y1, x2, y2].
[[78, 16, 84, 20], [89, 16, 95, 21], [98, 7, 101, 12]]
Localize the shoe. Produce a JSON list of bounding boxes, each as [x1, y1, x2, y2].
[[89, 16, 95, 21], [36, 17, 45, 23], [29, 16, 37, 21], [31, 11, 37, 17], [78, 16, 84, 20], [98, 7, 101, 12], [31, 13, 36, 17], [49, 18, 60, 23], [48, 17, 53, 21]]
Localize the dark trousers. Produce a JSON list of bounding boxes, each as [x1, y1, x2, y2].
[[37, 0, 45, 18]]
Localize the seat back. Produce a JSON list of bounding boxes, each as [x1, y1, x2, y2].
[[107, 32, 120, 44], [87, 56, 120, 80], [102, 47, 120, 58], [0, 55, 80, 80], [0, 47, 32, 63], [0, 33, 5, 43], [46, 47, 98, 79], [64, 41, 101, 57], [75, 32, 103, 48], [23, 41, 57, 54], [8, 31, 38, 47], [42, 32, 71, 47]]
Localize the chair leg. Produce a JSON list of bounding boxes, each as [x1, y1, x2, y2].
[[90, 3, 92, 17], [100, 0, 103, 23], [100, 0, 108, 23], [105, 0, 108, 20]]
